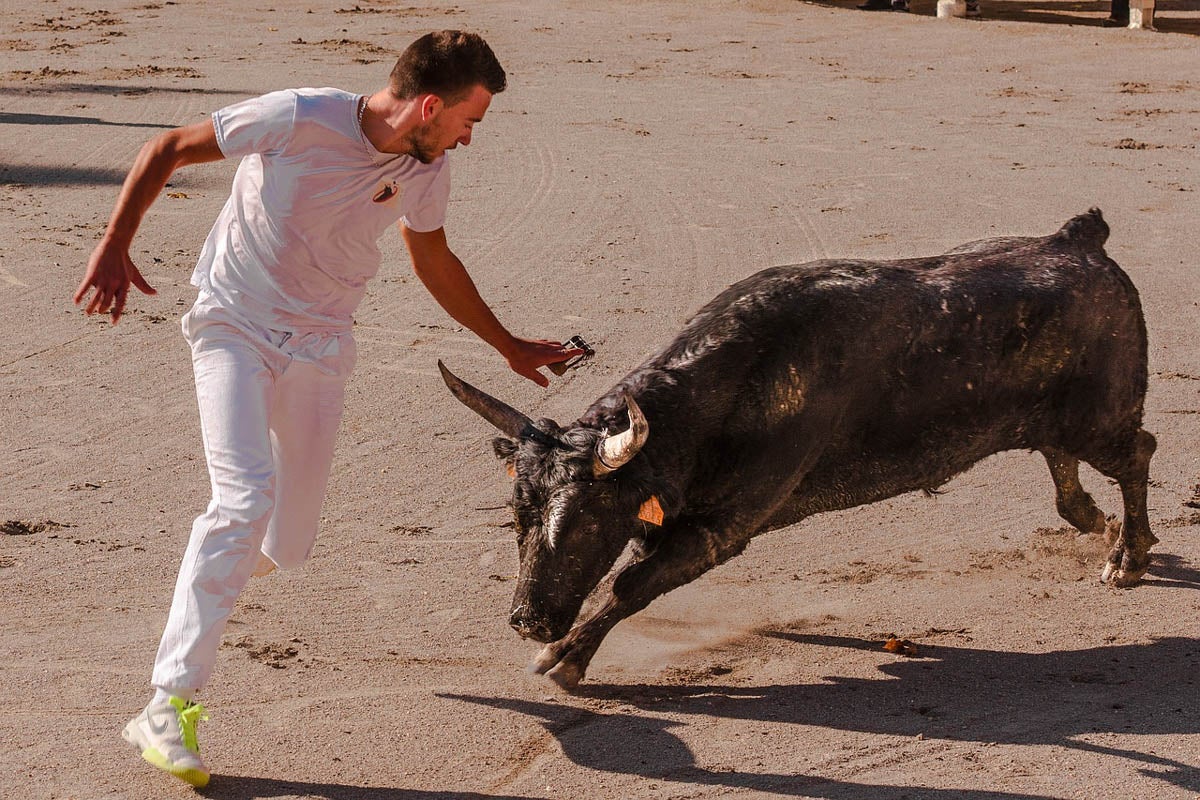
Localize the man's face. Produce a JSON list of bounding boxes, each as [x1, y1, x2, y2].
[[410, 84, 493, 164]]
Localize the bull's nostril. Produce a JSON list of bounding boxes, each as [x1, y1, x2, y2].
[[509, 603, 555, 642], [509, 616, 553, 643]]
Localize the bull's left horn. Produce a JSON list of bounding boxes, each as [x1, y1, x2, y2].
[[438, 361, 532, 438], [594, 393, 649, 476]]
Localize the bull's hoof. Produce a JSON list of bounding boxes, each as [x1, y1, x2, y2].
[[1100, 561, 1148, 587], [545, 661, 584, 691], [1100, 541, 1151, 586], [529, 643, 562, 675], [528, 643, 585, 691], [1100, 525, 1155, 587]]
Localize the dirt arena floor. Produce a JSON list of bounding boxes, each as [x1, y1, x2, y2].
[[2, 1, 1199, 798]]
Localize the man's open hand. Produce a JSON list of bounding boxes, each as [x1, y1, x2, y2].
[[74, 241, 157, 324], [505, 338, 585, 387]]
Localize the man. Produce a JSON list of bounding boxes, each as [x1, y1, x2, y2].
[[74, 30, 579, 788]]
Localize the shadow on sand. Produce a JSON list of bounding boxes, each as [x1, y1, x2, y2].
[[0, 82, 252, 97], [0, 111, 174, 129], [200, 777, 545, 800], [1, 163, 137, 187], [444, 633, 1200, 799], [804, 0, 1200, 35]]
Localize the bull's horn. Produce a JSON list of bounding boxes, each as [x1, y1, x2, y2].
[[438, 361, 532, 439], [594, 393, 649, 476]]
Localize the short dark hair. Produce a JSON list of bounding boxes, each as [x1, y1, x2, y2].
[[389, 30, 506, 103]]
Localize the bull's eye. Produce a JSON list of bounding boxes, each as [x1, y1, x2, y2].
[[514, 509, 538, 542], [509, 506, 527, 543], [512, 499, 541, 542]]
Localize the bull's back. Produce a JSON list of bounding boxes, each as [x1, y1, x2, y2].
[[615, 211, 1147, 523], [768, 215, 1146, 518]]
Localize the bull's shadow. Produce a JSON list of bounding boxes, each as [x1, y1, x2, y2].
[[444, 635, 1200, 797], [1143, 552, 1200, 588], [199, 778, 543, 800], [442, 692, 1086, 799]]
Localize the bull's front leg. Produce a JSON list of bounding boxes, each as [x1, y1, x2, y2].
[[530, 521, 752, 690]]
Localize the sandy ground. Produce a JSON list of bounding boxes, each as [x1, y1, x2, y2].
[[2, 0, 1199, 798]]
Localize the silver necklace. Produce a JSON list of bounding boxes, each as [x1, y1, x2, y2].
[[358, 95, 372, 156]]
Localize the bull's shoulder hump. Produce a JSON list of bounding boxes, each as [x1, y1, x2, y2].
[[938, 209, 1109, 260], [722, 260, 897, 292], [692, 261, 938, 317], [1056, 207, 1109, 248], [941, 236, 1039, 257]]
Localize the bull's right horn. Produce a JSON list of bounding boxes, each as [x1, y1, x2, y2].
[[594, 393, 649, 476], [438, 361, 533, 439]]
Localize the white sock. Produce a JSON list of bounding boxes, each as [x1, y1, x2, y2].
[[152, 686, 195, 705]]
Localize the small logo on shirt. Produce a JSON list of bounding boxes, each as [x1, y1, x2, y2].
[[373, 180, 400, 204]]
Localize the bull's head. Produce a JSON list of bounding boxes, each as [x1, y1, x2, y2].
[[439, 362, 655, 643]]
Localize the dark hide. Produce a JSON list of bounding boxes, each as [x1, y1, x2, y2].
[[442, 208, 1156, 689]]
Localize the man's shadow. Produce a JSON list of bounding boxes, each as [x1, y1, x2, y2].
[[443, 633, 1200, 798]]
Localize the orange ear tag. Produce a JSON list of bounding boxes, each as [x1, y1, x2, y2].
[[638, 496, 664, 526], [506, 463, 516, 479]]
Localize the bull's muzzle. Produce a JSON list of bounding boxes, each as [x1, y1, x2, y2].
[[509, 606, 555, 643]]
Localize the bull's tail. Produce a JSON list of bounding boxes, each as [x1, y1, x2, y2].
[[1057, 207, 1109, 249]]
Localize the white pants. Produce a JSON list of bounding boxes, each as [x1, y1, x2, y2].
[[151, 296, 356, 694]]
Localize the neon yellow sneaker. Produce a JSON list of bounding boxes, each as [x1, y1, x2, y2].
[[121, 696, 210, 787]]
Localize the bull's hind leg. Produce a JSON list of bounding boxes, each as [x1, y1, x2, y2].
[[1087, 428, 1158, 587], [1041, 448, 1108, 535]]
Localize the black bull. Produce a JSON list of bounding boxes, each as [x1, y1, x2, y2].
[[440, 208, 1157, 689]]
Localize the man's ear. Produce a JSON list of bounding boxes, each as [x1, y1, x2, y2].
[[420, 93, 441, 121]]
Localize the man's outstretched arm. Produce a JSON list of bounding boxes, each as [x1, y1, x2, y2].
[[401, 225, 580, 387], [75, 120, 225, 323]]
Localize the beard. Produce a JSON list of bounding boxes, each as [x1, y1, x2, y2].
[[406, 124, 443, 164]]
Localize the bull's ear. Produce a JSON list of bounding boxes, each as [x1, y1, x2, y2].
[[492, 437, 518, 478], [492, 437, 517, 458], [492, 436, 517, 460]]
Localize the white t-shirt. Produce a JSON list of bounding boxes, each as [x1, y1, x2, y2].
[[191, 87, 450, 332]]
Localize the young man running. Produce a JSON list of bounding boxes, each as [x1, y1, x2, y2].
[[74, 30, 578, 788]]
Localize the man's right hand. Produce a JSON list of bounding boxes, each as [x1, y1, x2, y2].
[[72, 119, 223, 325], [75, 240, 157, 324]]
